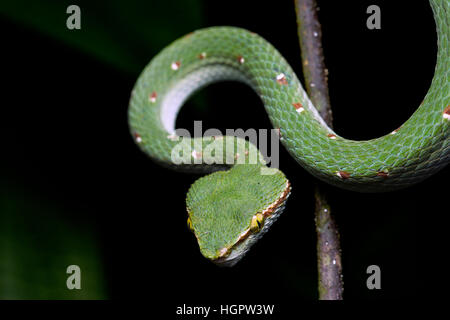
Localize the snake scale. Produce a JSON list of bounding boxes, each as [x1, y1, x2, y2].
[[128, 0, 449, 266]]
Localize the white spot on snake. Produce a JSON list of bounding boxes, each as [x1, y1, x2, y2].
[[237, 55, 245, 64], [293, 103, 304, 113], [171, 61, 181, 70], [332, 259, 336, 265], [443, 106, 450, 119], [310, 82, 316, 87], [134, 133, 142, 143], [327, 134, 336, 139], [149, 91, 157, 103], [276, 73, 287, 85], [336, 171, 350, 179], [313, 32, 318, 37]]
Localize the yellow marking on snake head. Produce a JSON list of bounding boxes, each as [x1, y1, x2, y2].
[[250, 213, 264, 233], [187, 216, 194, 232]]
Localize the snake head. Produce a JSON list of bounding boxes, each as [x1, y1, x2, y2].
[[186, 164, 291, 267]]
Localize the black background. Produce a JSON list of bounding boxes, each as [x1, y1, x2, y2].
[[1, 0, 443, 306]]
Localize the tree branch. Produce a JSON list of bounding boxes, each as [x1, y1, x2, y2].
[[313, 185, 343, 300], [294, 0, 343, 300]]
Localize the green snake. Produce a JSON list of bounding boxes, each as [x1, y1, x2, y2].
[[128, 0, 449, 266]]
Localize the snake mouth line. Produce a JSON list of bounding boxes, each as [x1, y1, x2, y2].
[[213, 180, 292, 262]]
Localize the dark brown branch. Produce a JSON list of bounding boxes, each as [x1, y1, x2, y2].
[[294, 0, 343, 300], [295, 0, 332, 124], [314, 186, 343, 300]]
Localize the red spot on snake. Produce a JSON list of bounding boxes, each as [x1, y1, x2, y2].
[[336, 171, 350, 179], [149, 91, 157, 103], [327, 134, 336, 139], [292, 103, 304, 113], [198, 52, 206, 59], [275, 127, 282, 138], [134, 133, 142, 143], [276, 73, 287, 85], [443, 105, 450, 120], [171, 61, 181, 70], [376, 171, 389, 178]]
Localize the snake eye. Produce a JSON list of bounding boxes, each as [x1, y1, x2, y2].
[[250, 213, 264, 233], [187, 216, 194, 232]]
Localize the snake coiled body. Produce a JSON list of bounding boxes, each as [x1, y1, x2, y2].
[[129, 0, 449, 192], [128, 1, 449, 265]]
